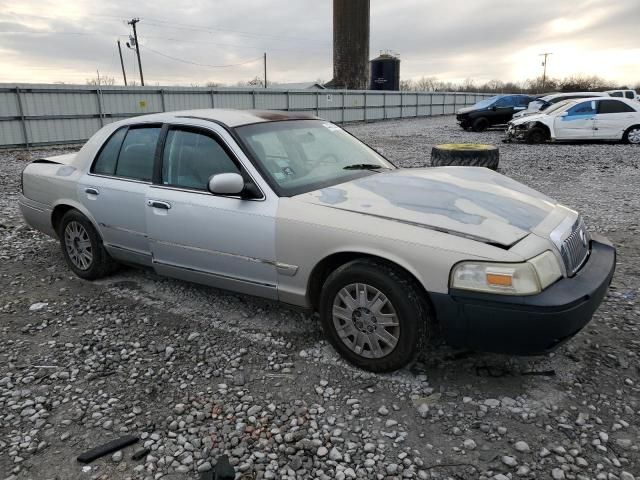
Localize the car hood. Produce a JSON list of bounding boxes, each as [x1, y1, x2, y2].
[[295, 167, 558, 247], [456, 106, 477, 115]]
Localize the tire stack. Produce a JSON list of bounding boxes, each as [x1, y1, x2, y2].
[[430, 144, 499, 170]]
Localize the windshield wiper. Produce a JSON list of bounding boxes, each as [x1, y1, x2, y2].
[[343, 163, 388, 171]]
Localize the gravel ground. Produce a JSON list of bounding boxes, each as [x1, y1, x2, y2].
[[1, 115, 639, 480]]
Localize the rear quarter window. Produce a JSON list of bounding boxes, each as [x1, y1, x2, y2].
[[92, 128, 126, 175]]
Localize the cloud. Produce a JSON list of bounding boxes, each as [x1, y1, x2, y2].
[[0, 0, 638, 86]]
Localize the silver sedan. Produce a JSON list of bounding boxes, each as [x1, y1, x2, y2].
[[19, 109, 615, 372]]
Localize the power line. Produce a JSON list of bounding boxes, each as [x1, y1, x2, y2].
[[138, 17, 330, 45], [140, 45, 263, 68]]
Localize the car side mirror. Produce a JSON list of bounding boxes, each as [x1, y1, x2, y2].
[[208, 173, 245, 196], [490, 106, 497, 111], [560, 111, 569, 117]]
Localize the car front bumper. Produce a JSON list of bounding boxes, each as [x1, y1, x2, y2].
[[505, 123, 527, 141], [430, 234, 616, 355]]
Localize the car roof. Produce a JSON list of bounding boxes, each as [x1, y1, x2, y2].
[[541, 92, 608, 101], [116, 109, 321, 128], [555, 97, 640, 110]]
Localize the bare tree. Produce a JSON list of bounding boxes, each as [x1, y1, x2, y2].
[[399, 79, 415, 91], [246, 76, 265, 88], [86, 75, 116, 86], [206, 81, 222, 87]]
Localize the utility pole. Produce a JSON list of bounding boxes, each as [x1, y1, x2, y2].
[[128, 18, 144, 86], [117, 40, 128, 86], [263, 52, 267, 89], [539, 52, 552, 92]]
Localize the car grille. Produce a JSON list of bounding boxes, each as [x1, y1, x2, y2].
[[559, 217, 590, 276]]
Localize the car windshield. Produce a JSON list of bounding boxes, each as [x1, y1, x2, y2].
[[473, 96, 502, 108], [544, 100, 574, 115], [235, 120, 394, 196], [527, 100, 548, 111]]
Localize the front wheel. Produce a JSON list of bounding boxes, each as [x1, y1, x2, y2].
[[319, 259, 429, 372], [59, 210, 118, 280], [526, 127, 548, 144]]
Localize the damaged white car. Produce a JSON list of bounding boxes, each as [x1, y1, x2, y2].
[[20, 109, 615, 372], [507, 97, 640, 144]]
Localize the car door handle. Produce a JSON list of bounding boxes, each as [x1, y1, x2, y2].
[[147, 200, 171, 210], [85, 187, 99, 195]]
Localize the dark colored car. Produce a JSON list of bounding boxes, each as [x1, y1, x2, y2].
[[456, 94, 536, 131]]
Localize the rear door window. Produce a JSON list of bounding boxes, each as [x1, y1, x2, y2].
[[609, 91, 623, 97], [114, 127, 161, 181], [625, 91, 635, 99], [597, 100, 635, 114]]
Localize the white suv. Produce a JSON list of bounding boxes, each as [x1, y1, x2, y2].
[[507, 97, 640, 144], [606, 89, 639, 101]]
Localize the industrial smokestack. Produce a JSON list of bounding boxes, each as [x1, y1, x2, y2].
[[331, 0, 370, 90]]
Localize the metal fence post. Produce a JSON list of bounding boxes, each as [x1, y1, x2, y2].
[[252, 90, 256, 109], [383, 92, 387, 120], [210, 89, 216, 108], [363, 91, 367, 123], [316, 91, 320, 117], [286, 91, 290, 111], [160, 89, 166, 112], [15, 87, 29, 149], [400, 92, 404, 118], [96, 88, 105, 127], [342, 92, 346, 124]]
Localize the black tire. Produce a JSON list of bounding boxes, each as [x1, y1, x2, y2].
[[623, 125, 640, 144], [525, 127, 548, 144], [471, 117, 489, 132], [58, 209, 118, 280], [431, 144, 499, 170], [319, 259, 430, 372]]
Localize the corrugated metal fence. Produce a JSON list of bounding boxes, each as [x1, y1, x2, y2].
[[0, 84, 493, 148]]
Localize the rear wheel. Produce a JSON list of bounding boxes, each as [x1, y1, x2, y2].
[[623, 126, 640, 144], [319, 259, 429, 372], [59, 210, 118, 279], [472, 117, 489, 132]]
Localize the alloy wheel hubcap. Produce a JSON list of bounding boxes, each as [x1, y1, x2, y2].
[[64, 221, 93, 270], [628, 128, 640, 144], [332, 283, 400, 359]]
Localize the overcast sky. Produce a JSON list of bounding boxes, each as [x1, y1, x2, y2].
[[0, 0, 639, 87]]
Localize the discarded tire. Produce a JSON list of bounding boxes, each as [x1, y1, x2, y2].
[[430, 144, 499, 170]]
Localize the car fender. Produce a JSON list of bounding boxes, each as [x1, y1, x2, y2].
[[51, 198, 103, 237]]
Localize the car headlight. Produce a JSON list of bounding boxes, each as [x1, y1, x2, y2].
[[451, 251, 562, 295]]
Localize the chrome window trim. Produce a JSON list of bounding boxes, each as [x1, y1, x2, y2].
[[87, 172, 152, 185], [148, 184, 266, 202]]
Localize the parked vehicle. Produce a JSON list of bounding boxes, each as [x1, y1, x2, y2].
[[513, 92, 608, 119], [506, 97, 640, 144], [19, 109, 615, 372], [456, 94, 536, 131], [606, 89, 639, 101]]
